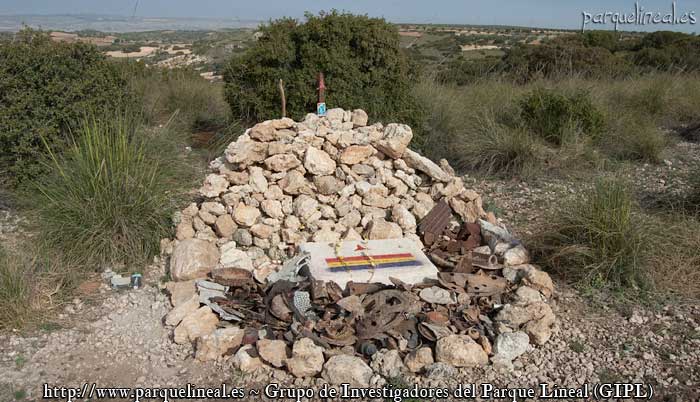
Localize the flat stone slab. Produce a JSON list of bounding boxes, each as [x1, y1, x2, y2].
[[300, 238, 438, 288]]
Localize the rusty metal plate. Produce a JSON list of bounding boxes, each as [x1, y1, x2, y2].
[[418, 199, 451, 238], [465, 272, 508, 296]]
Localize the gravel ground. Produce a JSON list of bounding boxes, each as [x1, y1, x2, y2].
[[0, 141, 698, 402], [0, 273, 697, 401]]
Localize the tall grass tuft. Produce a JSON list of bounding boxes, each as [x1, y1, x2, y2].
[[411, 80, 467, 161], [34, 112, 184, 267], [605, 113, 667, 162], [535, 179, 648, 291], [127, 66, 231, 131], [0, 245, 77, 329], [455, 114, 540, 176], [688, 165, 700, 213], [0, 245, 31, 328]]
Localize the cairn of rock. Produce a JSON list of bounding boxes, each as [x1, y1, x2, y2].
[[159, 108, 557, 383]]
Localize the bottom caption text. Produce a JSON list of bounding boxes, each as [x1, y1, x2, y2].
[[42, 382, 654, 401]]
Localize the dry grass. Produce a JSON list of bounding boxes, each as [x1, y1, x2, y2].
[[415, 72, 700, 179], [0, 245, 77, 330], [646, 213, 700, 299]]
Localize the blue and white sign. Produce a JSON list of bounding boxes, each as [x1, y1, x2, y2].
[[317, 102, 326, 117]]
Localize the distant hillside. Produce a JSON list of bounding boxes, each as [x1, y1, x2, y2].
[[0, 14, 260, 32]]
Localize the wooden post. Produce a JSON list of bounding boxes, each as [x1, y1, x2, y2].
[[317, 72, 326, 116], [278, 79, 286, 118]]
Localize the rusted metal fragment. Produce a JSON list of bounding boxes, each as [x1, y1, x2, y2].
[[437, 272, 468, 290], [463, 306, 480, 323], [356, 290, 420, 340], [326, 281, 344, 303], [430, 252, 455, 269], [425, 311, 450, 325], [389, 276, 413, 292], [318, 318, 357, 346], [211, 267, 254, 287], [418, 199, 451, 238], [347, 281, 386, 296], [417, 322, 453, 341], [462, 235, 481, 251], [471, 252, 501, 270], [455, 255, 474, 273], [310, 280, 328, 302], [336, 295, 364, 317], [465, 272, 508, 296], [269, 294, 292, 322], [445, 240, 461, 253]]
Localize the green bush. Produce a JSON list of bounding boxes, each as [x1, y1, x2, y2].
[[437, 56, 504, 86], [33, 113, 189, 267], [223, 11, 418, 125], [502, 41, 631, 82], [519, 88, 605, 145], [536, 179, 648, 291], [582, 31, 619, 52], [0, 29, 132, 187], [632, 32, 700, 71]]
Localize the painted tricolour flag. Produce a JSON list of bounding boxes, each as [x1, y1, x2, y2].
[[325, 253, 421, 272]]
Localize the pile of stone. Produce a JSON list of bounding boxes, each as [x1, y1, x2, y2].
[[159, 108, 557, 384]]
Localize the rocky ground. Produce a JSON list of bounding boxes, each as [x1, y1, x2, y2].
[[0, 140, 698, 402], [0, 269, 697, 401]]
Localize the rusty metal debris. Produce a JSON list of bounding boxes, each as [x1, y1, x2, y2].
[[197, 198, 517, 360], [418, 199, 451, 246]]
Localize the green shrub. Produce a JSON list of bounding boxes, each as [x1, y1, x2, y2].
[[639, 31, 689, 49], [0, 29, 132, 187], [633, 33, 700, 72], [502, 42, 632, 82], [582, 31, 619, 52], [519, 88, 605, 145], [437, 56, 504, 86], [33, 113, 188, 267], [535, 179, 648, 291], [224, 11, 418, 125]]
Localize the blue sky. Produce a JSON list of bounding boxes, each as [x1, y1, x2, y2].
[[1, 0, 699, 31]]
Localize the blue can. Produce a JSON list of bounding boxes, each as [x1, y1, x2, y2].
[[130, 273, 143, 289]]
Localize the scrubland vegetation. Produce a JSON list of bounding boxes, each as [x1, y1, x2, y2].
[[1, 14, 699, 328]]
